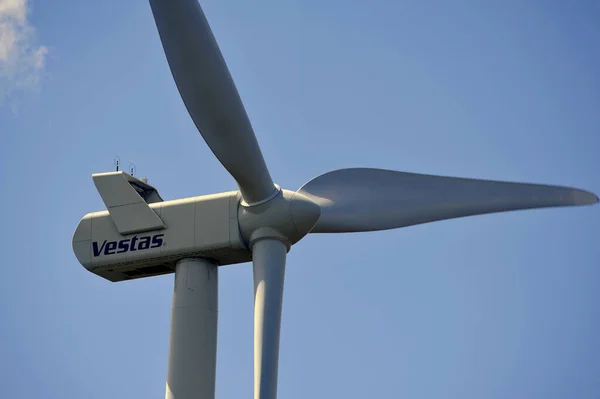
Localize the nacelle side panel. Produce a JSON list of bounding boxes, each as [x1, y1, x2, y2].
[[73, 191, 251, 282]]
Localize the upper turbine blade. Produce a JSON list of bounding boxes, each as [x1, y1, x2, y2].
[[298, 168, 598, 233], [149, 0, 276, 204]]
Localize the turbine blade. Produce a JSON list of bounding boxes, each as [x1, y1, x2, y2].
[[298, 168, 598, 233], [253, 238, 287, 399], [149, 0, 276, 204]]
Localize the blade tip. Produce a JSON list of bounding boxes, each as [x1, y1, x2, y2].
[[571, 189, 599, 206]]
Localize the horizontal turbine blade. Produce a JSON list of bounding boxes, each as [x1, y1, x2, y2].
[[149, 0, 276, 204], [298, 168, 598, 233]]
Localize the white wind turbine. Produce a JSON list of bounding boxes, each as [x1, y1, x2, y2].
[[72, 1, 598, 398]]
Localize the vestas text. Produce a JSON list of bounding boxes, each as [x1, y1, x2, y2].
[[92, 234, 164, 257]]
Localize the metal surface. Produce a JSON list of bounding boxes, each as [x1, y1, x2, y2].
[[166, 258, 218, 399]]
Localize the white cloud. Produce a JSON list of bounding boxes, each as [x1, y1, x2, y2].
[[0, 0, 47, 104]]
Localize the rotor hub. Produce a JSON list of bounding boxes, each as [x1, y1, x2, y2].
[[238, 187, 321, 250]]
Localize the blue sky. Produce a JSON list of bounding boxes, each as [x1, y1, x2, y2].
[[1, 0, 599, 398]]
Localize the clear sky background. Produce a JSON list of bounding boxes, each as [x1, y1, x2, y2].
[[1, 1, 599, 398]]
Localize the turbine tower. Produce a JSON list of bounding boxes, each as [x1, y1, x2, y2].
[[72, 1, 598, 398]]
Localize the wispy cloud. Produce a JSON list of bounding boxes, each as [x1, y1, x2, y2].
[[0, 0, 48, 105]]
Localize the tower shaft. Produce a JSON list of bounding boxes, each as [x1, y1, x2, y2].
[[166, 258, 218, 399]]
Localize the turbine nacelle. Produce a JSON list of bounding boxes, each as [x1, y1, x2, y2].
[[72, 171, 246, 281], [72, 173, 322, 282]]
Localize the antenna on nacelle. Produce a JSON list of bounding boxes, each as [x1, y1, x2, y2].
[[129, 162, 136, 176], [114, 156, 120, 172]]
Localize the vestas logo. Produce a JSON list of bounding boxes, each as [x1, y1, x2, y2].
[[92, 234, 164, 257]]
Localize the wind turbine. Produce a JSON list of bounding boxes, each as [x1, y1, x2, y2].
[[72, 0, 598, 398]]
